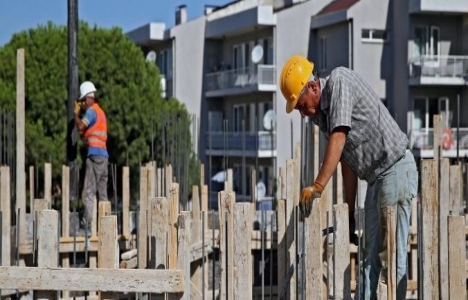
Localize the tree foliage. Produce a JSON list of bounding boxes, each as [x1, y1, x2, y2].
[[0, 22, 198, 204]]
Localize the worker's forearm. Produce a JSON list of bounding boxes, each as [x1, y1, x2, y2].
[[314, 129, 347, 190], [341, 160, 357, 217], [74, 114, 85, 132]]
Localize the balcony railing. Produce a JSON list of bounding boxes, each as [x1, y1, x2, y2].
[[205, 65, 276, 92], [411, 127, 468, 150], [409, 55, 468, 78], [206, 131, 275, 151]]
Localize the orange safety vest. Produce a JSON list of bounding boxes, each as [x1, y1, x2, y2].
[[83, 103, 107, 149]]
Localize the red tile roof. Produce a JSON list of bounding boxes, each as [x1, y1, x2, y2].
[[317, 0, 359, 16]]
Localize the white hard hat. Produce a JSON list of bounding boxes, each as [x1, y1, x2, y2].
[[79, 81, 97, 100]]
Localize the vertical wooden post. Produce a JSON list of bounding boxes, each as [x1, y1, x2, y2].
[[333, 203, 351, 299], [151, 197, 168, 269], [157, 168, 163, 197], [225, 168, 233, 192], [201, 184, 208, 216], [277, 199, 286, 291], [305, 198, 322, 299], [233, 203, 252, 300], [218, 190, 235, 300], [29, 166, 34, 212], [169, 212, 191, 300], [98, 215, 119, 300], [433, 115, 442, 162], [147, 162, 156, 202], [279, 166, 286, 199], [168, 183, 180, 269], [165, 165, 173, 198], [336, 162, 343, 205], [61, 165, 70, 299], [0, 166, 11, 267], [285, 159, 296, 299], [44, 162, 52, 206], [37, 210, 59, 300], [16, 49, 26, 247], [138, 166, 148, 269], [439, 158, 450, 300], [191, 185, 203, 293], [449, 164, 462, 215], [386, 206, 396, 300], [200, 164, 205, 191], [448, 215, 466, 299], [251, 169, 257, 215], [122, 166, 130, 238], [421, 160, 439, 299]]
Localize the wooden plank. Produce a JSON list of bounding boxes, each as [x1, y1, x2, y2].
[[1, 166, 11, 266], [305, 198, 322, 299], [147, 162, 156, 202], [16, 48, 26, 248], [0, 267, 184, 293], [333, 203, 351, 299], [29, 166, 34, 214], [448, 216, 466, 299], [218, 190, 235, 300], [61, 165, 71, 299], [150, 197, 168, 270], [98, 201, 111, 232], [201, 184, 208, 215], [122, 166, 130, 238], [166, 164, 173, 199], [233, 203, 252, 300], [279, 166, 285, 200], [285, 159, 296, 299], [421, 160, 439, 300], [433, 115, 442, 161], [276, 199, 286, 289], [44, 162, 52, 205], [169, 212, 191, 300], [37, 210, 59, 299], [192, 185, 201, 244], [98, 215, 119, 300], [449, 164, 462, 216], [386, 206, 396, 300], [439, 158, 449, 300], [62, 165, 70, 238], [191, 185, 203, 292], [169, 183, 180, 269], [138, 166, 148, 269], [225, 168, 233, 192], [336, 162, 343, 205], [157, 168, 162, 197]]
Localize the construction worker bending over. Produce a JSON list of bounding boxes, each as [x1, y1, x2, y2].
[[74, 81, 109, 235], [279, 55, 418, 299]]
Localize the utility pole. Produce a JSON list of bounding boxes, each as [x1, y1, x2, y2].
[[67, 0, 79, 202]]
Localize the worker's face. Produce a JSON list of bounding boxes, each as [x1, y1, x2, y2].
[[83, 96, 94, 108], [295, 79, 321, 118]]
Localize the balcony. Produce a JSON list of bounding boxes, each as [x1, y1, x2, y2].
[[205, 131, 276, 158], [411, 127, 468, 158], [205, 65, 276, 97], [409, 0, 468, 14], [408, 55, 468, 86]]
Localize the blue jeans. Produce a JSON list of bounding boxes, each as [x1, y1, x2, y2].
[[360, 150, 418, 300]]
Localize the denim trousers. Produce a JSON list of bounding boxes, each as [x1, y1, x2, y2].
[[83, 156, 108, 226], [359, 150, 418, 300]]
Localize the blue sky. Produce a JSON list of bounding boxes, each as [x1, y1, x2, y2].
[[0, 0, 231, 46]]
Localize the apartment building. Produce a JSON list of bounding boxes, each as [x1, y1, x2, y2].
[[127, 0, 468, 205]]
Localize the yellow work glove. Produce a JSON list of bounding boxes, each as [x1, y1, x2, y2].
[[299, 182, 324, 217], [74, 101, 82, 114]]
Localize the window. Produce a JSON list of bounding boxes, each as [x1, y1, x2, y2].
[[361, 29, 387, 42], [320, 37, 327, 70], [157, 48, 173, 79], [414, 26, 440, 59], [233, 104, 251, 132]]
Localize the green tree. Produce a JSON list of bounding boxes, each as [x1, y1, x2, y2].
[[0, 22, 199, 207]]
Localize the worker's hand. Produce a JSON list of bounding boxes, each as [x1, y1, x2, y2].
[[74, 101, 82, 115], [299, 183, 323, 217]]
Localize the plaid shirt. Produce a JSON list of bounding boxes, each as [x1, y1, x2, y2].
[[312, 67, 408, 183]]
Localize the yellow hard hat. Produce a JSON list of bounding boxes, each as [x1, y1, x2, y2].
[[279, 55, 314, 114]]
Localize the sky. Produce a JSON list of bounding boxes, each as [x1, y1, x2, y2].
[[0, 0, 232, 46]]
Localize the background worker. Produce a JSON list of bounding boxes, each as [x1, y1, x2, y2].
[[74, 81, 109, 235], [279, 55, 418, 299]]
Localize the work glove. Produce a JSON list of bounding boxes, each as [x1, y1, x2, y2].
[[74, 101, 82, 114], [299, 182, 324, 217]]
